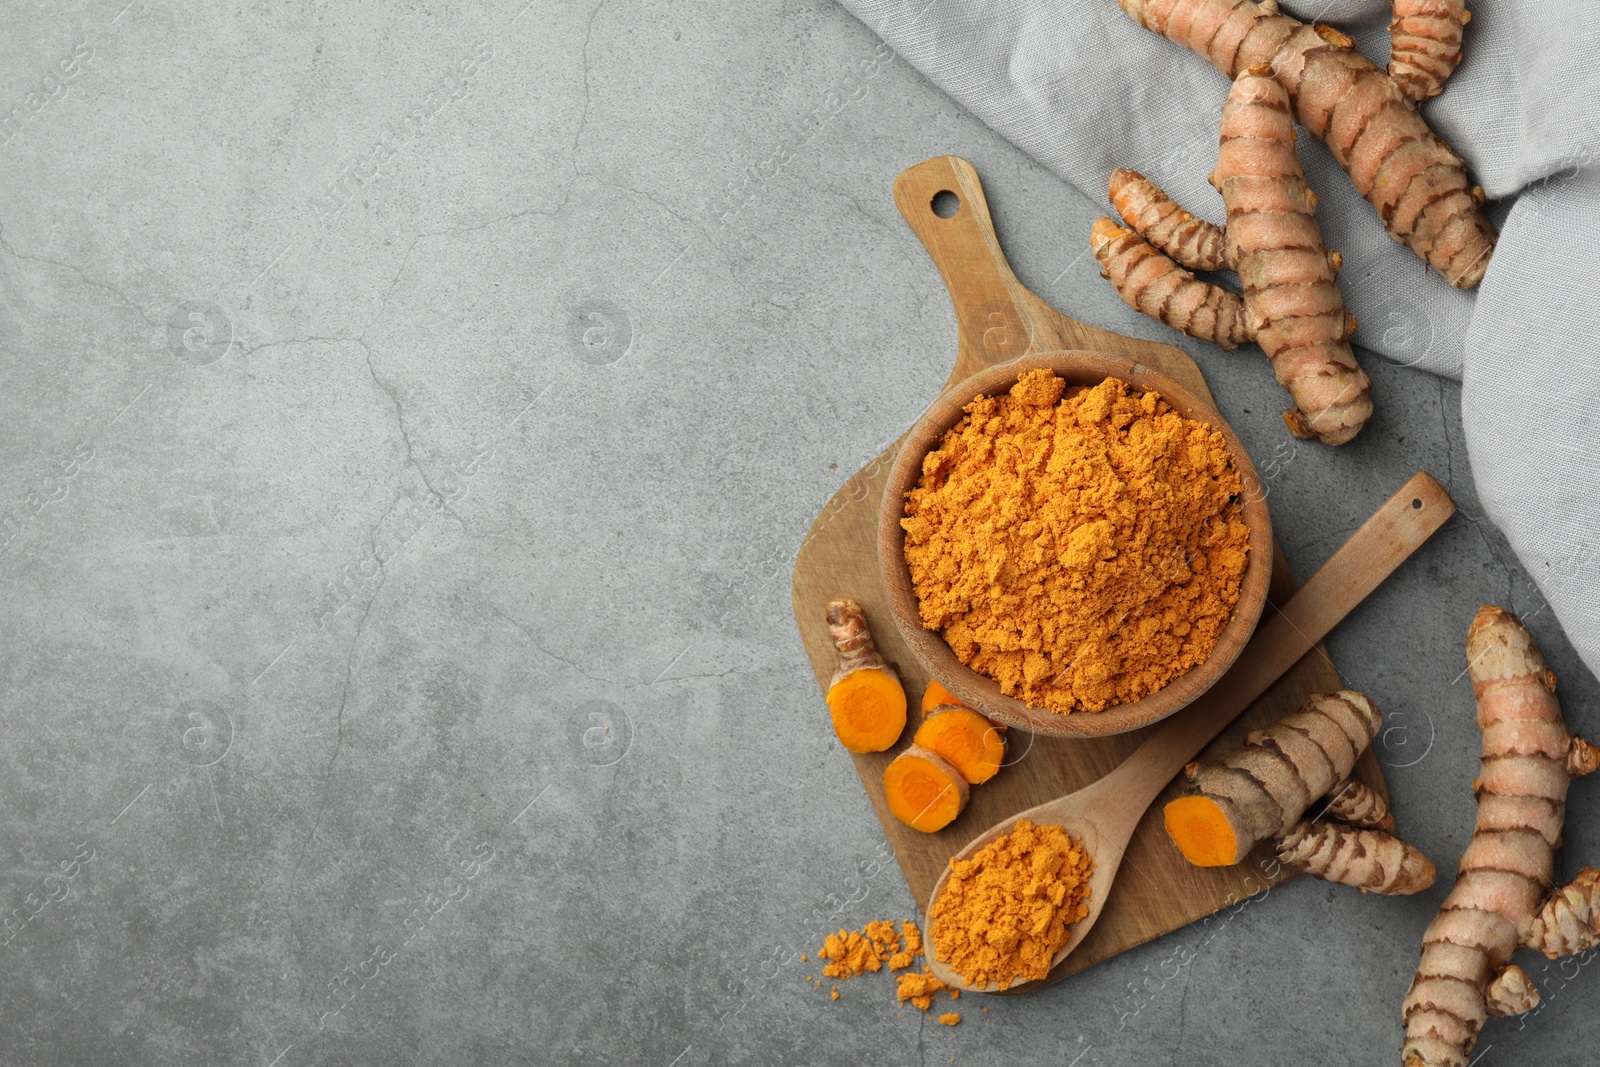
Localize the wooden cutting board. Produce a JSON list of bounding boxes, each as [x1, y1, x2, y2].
[[790, 156, 1389, 989]]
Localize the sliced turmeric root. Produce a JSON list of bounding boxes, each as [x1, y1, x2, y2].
[[1162, 794, 1241, 868], [914, 706, 1006, 785], [828, 668, 907, 753], [1163, 691, 1383, 866], [884, 745, 969, 832], [920, 680, 964, 717], [824, 599, 907, 753]]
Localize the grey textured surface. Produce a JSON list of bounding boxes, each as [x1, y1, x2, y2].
[[2, 2, 1597, 1065]]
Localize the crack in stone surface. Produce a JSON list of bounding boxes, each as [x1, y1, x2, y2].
[[572, 0, 609, 168], [0, 223, 163, 328], [286, 583, 382, 912], [486, 602, 606, 685]]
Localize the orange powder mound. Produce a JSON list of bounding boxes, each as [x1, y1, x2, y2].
[[818, 919, 906, 978], [900, 371, 1250, 713], [895, 968, 953, 1011], [816, 921, 959, 1012], [939, 1011, 962, 1026], [928, 818, 1092, 989], [888, 919, 921, 970]]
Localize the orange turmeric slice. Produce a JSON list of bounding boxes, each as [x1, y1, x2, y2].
[[922, 681, 1006, 729], [824, 600, 906, 753], [828, 668, 906, 753], [913, 706, 1005, 784], [883, 745, 968, 832], [920, 680, 965, 717], [1162, 794, 1239, 867]]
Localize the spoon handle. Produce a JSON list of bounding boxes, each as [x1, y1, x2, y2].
[[1112, 470, 1455, 811]]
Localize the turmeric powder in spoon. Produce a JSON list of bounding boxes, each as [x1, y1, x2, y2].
[[928, 818, 1092, 988]]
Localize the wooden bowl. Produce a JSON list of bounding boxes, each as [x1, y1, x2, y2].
[[877, 351, 1274, 738]]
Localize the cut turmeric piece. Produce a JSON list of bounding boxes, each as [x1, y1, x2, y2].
[[1163, 690, 1433, 895], [883, 745, 969, 832], [1162, 794, 1240, 868], [829, 669, 906, 752], [1164, 691, 1383, 867], [824, 599, 906, 753], [914, 706, 1006, 785], [920, 680, 964, 717]]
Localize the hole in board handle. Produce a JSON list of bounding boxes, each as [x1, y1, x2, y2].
[[1412, 498, 1422, 509], [931, 190, 959, 218]]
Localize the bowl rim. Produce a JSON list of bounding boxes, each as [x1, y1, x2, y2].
[[876, 350, 1274, 738]]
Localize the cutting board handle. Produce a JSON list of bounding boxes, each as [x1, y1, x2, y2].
[[894, 157, 1040, 380], [893, 155, 1214, 401]]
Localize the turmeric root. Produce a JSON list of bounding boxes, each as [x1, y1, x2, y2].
[[1484, 964, 1539, 1017], [825, 599, 906, 753], [1275, 819, 1435, 895], [1388, 0, 1470, 103], [1109, 168, 1231, 272], [883, 745, 969, 832], [1097, 70, 1372, 446], [1165, 691, 1384, 866], [1526, 866, 1600, 958], [1164, 687, 1433, 894], [1401, 606, 1600, 1067], [1111, 0, 1495, 288], [1323, 777, 1394, 832], [1091, 218, 1254, 351], [914, 705, 1006, 785], [1217, 68, 1372, 445]]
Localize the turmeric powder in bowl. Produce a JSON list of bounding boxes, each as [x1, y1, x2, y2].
[[900, 370, 1249, 714]]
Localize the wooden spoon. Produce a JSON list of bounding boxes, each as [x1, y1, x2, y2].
[[925, 470, 1455, 992]]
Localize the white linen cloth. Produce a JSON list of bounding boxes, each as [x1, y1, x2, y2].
[[839, 0, 1600, 677]]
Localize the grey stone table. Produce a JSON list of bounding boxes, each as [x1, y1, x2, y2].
[[3, 2, 1596, 1064]]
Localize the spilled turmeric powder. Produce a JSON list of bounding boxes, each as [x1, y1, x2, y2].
[[896, 968, 955, 1010], [888, 919, 921, 970], [815, 920, 958, 1012], [928, 818, 1092, 989], [901, 371, 1250, 713], [817, 919, 905, 978]]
